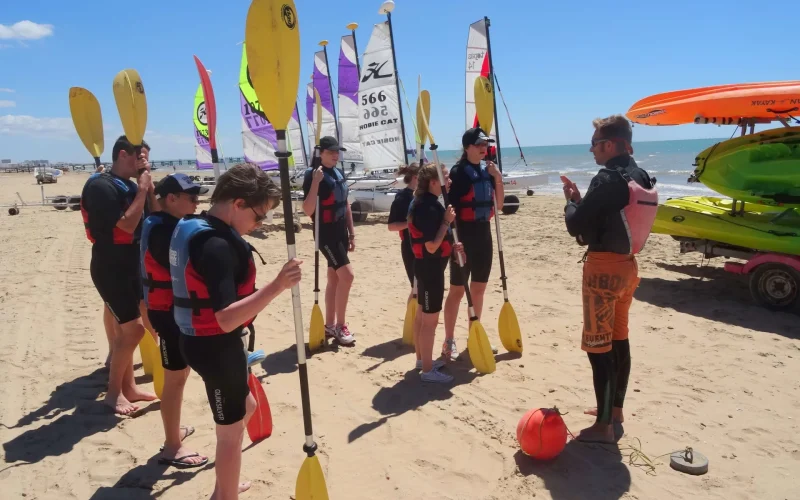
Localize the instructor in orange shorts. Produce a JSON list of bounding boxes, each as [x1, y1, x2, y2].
[[562, 114, 658, 443]]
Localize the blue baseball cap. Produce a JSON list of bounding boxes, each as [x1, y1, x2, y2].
[[154, 173, 209, 198]]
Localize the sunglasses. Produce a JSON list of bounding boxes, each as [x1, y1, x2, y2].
[[250, 206, 267, 223], [179, 193, 200, 204], [591, 138, 611, 147]]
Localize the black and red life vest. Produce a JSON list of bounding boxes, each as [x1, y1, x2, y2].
[[453, 162, 495, 222], [170, 216, 257, 336], [408, 194, 453, 259], [80, 172, 139, 245], [318, 167, 348, 224], [139, 213, 177, 311]]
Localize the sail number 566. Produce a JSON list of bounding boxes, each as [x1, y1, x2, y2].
[[361, 91, 387, 105]]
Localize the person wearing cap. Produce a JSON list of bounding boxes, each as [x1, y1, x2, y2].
[[562, 114, 655, 443], [170, 163, 302, 497], [302, 136, 356, 346], [441, 127, 504, 362], [140, 173, 208, 467], [81, 135, 158, 415]]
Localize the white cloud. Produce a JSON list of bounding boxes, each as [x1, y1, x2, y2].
[[0, 114, 73, 136], [144, 129, 195, 146], [0, 88, 15, 93], [0, 44, 12, 49], [0, 21, 54, 40], [0, 100, 15, 108]]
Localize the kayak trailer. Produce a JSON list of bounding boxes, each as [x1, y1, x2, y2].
[[676, 237, 800, 311]]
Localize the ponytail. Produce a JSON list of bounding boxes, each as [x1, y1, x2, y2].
[[397, 162, 420, 184]]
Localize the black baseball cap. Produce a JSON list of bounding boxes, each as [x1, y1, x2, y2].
[[319, 136, 347, 152], [154, 173, 209, 199], [462, 127, 495, 148]]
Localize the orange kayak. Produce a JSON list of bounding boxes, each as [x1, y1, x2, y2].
[[626, 81, 800, 126]]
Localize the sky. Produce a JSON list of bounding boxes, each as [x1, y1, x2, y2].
[[1, 0, 798, 163]]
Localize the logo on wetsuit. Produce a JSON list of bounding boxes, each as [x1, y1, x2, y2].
[[214, 388, 224, 421]]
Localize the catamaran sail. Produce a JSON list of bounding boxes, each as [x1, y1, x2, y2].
[[306, 82, 316, 152], [193, 83, 213, 169], [338, 33, 363, 163], [239, 42, 278, 170], [288, 105, 308, 168], [358, 22, 406, 171], [466, 19, 497, 144], [312, 48, 338, 142]]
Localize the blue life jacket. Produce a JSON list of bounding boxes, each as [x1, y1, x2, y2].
[[456, 162, 494, 222], [319, 167, 348, 223]]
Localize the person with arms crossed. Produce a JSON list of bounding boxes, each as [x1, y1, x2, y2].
[[81, 135, 157, 415], [170, 163, 302, 498], [562, 114, 658, 443], [302, 136, 357, 346]]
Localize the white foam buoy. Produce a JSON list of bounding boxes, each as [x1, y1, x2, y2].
[[670, 447, 708, 475]]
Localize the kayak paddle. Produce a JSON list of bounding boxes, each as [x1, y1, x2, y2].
[[309, 87, 325, 352], [474, 75, 522, 353], [402, 278, 416, 346], [193, 56, 222, 181], [417, 84, 496, 375], [68, 87, 104, 168], [245, 1, 330, 498], [246, 371, 273, 442], [112, 69, 148, 169]]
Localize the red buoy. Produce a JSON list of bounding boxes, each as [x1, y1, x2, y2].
[[516, 407, 567, 460]]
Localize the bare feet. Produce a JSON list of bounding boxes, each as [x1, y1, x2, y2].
[[159, 445, 207, 467], [104, 393, 139, 416], [123, 386, 158, 403], [576, 423, 615, 444], [210, 482, 251, 499], [584, 407, 625, 423]]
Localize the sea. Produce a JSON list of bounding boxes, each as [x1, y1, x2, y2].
[[148, 138, 724, 200]]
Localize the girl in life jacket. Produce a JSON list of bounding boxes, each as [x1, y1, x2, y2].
[[441, 127, 505, 362], [407, 164, 465, 383], [387, 163, 421, 290], [168, 163, 302, 499]]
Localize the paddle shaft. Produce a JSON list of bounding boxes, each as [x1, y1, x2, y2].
[[313, 148, 320, 304], [492, 195, 509, 302], [430, 144, 478, 322], [483, 16, 504, 174], [276, 129, 316, 451]]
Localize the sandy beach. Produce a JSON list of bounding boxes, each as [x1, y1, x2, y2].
[[1, 170, 798, 500]]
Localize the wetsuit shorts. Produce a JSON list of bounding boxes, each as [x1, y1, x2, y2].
[[450, 221, 493, 286], [401, 239, 414, 287], [416, 257, 449, 314], [180, 331, 249, 425], [320, 220, 350, 270], [90, 245, 142, 324], [148, 308, 188, 371], [581, 252, 640, 354]]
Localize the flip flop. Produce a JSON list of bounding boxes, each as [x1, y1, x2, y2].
[[247, 350, 266, 367], [159, 425, 195, 452], [158, 453, 208, 468]]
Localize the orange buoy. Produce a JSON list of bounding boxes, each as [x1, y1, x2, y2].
[[516, 407, 567, 460]]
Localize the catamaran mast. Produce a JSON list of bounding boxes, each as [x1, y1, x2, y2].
[[484, 16, 504, 173], [381, 0, 409, 166], [347, 23, 361, 78], [319, 41, 340, 143]]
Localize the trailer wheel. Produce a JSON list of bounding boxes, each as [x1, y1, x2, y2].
[[351, 201, 368, 223], [293, 220, 302, 234], [748, 263, 799, 311], [501, 194, 520, 215], [8, 207, 19, 216], [53, 196, 69, 210], [68, 196, 81, 211]]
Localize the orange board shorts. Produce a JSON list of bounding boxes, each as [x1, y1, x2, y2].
[[581, 252, 640, 354]]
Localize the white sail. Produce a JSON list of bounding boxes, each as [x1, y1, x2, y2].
[[358, 22, 405, 171], [338, 34, 363, 163], [288, 105, 307, 168], [466, 19, 496, 143], [306, 83, 316, 152]]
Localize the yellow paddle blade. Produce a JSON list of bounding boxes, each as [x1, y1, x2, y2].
[[402, 297, 415, 346], [296, 455, 329, 500], [309, 304, 325, 352], [498, 301, 522, 353], [474, 75, 494, 136], [467, 320, 496, 374], [68, 87, 104, 159], [415, 90, 430, 148], [245, 0, 301, 130], [138, 330, 154, 375], [112, 69, 147, 145], [417, 89, 432, 145], [314, 87, 323, 145]]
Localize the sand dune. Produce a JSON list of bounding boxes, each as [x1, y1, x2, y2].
[[1, 171, 798, 499]]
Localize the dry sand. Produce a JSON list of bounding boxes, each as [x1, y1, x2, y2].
[[0, 170, 798, 500]]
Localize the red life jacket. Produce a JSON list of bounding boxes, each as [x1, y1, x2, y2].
[[408, 195, 453, 259], [455, 162, 495, 222], [139, 213, 177, 311], [619, 171, 658, 254], [80, 172, 138, 245], [170, 216, 257, 336]]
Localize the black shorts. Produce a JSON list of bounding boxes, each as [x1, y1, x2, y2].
[[90, 246, 142, 324], [180, 332, 249, 425], [415, 257, 449, 313], [401, 240, 414, 287], [450, 221, 493, 286], [148, 308, 188, 371]]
